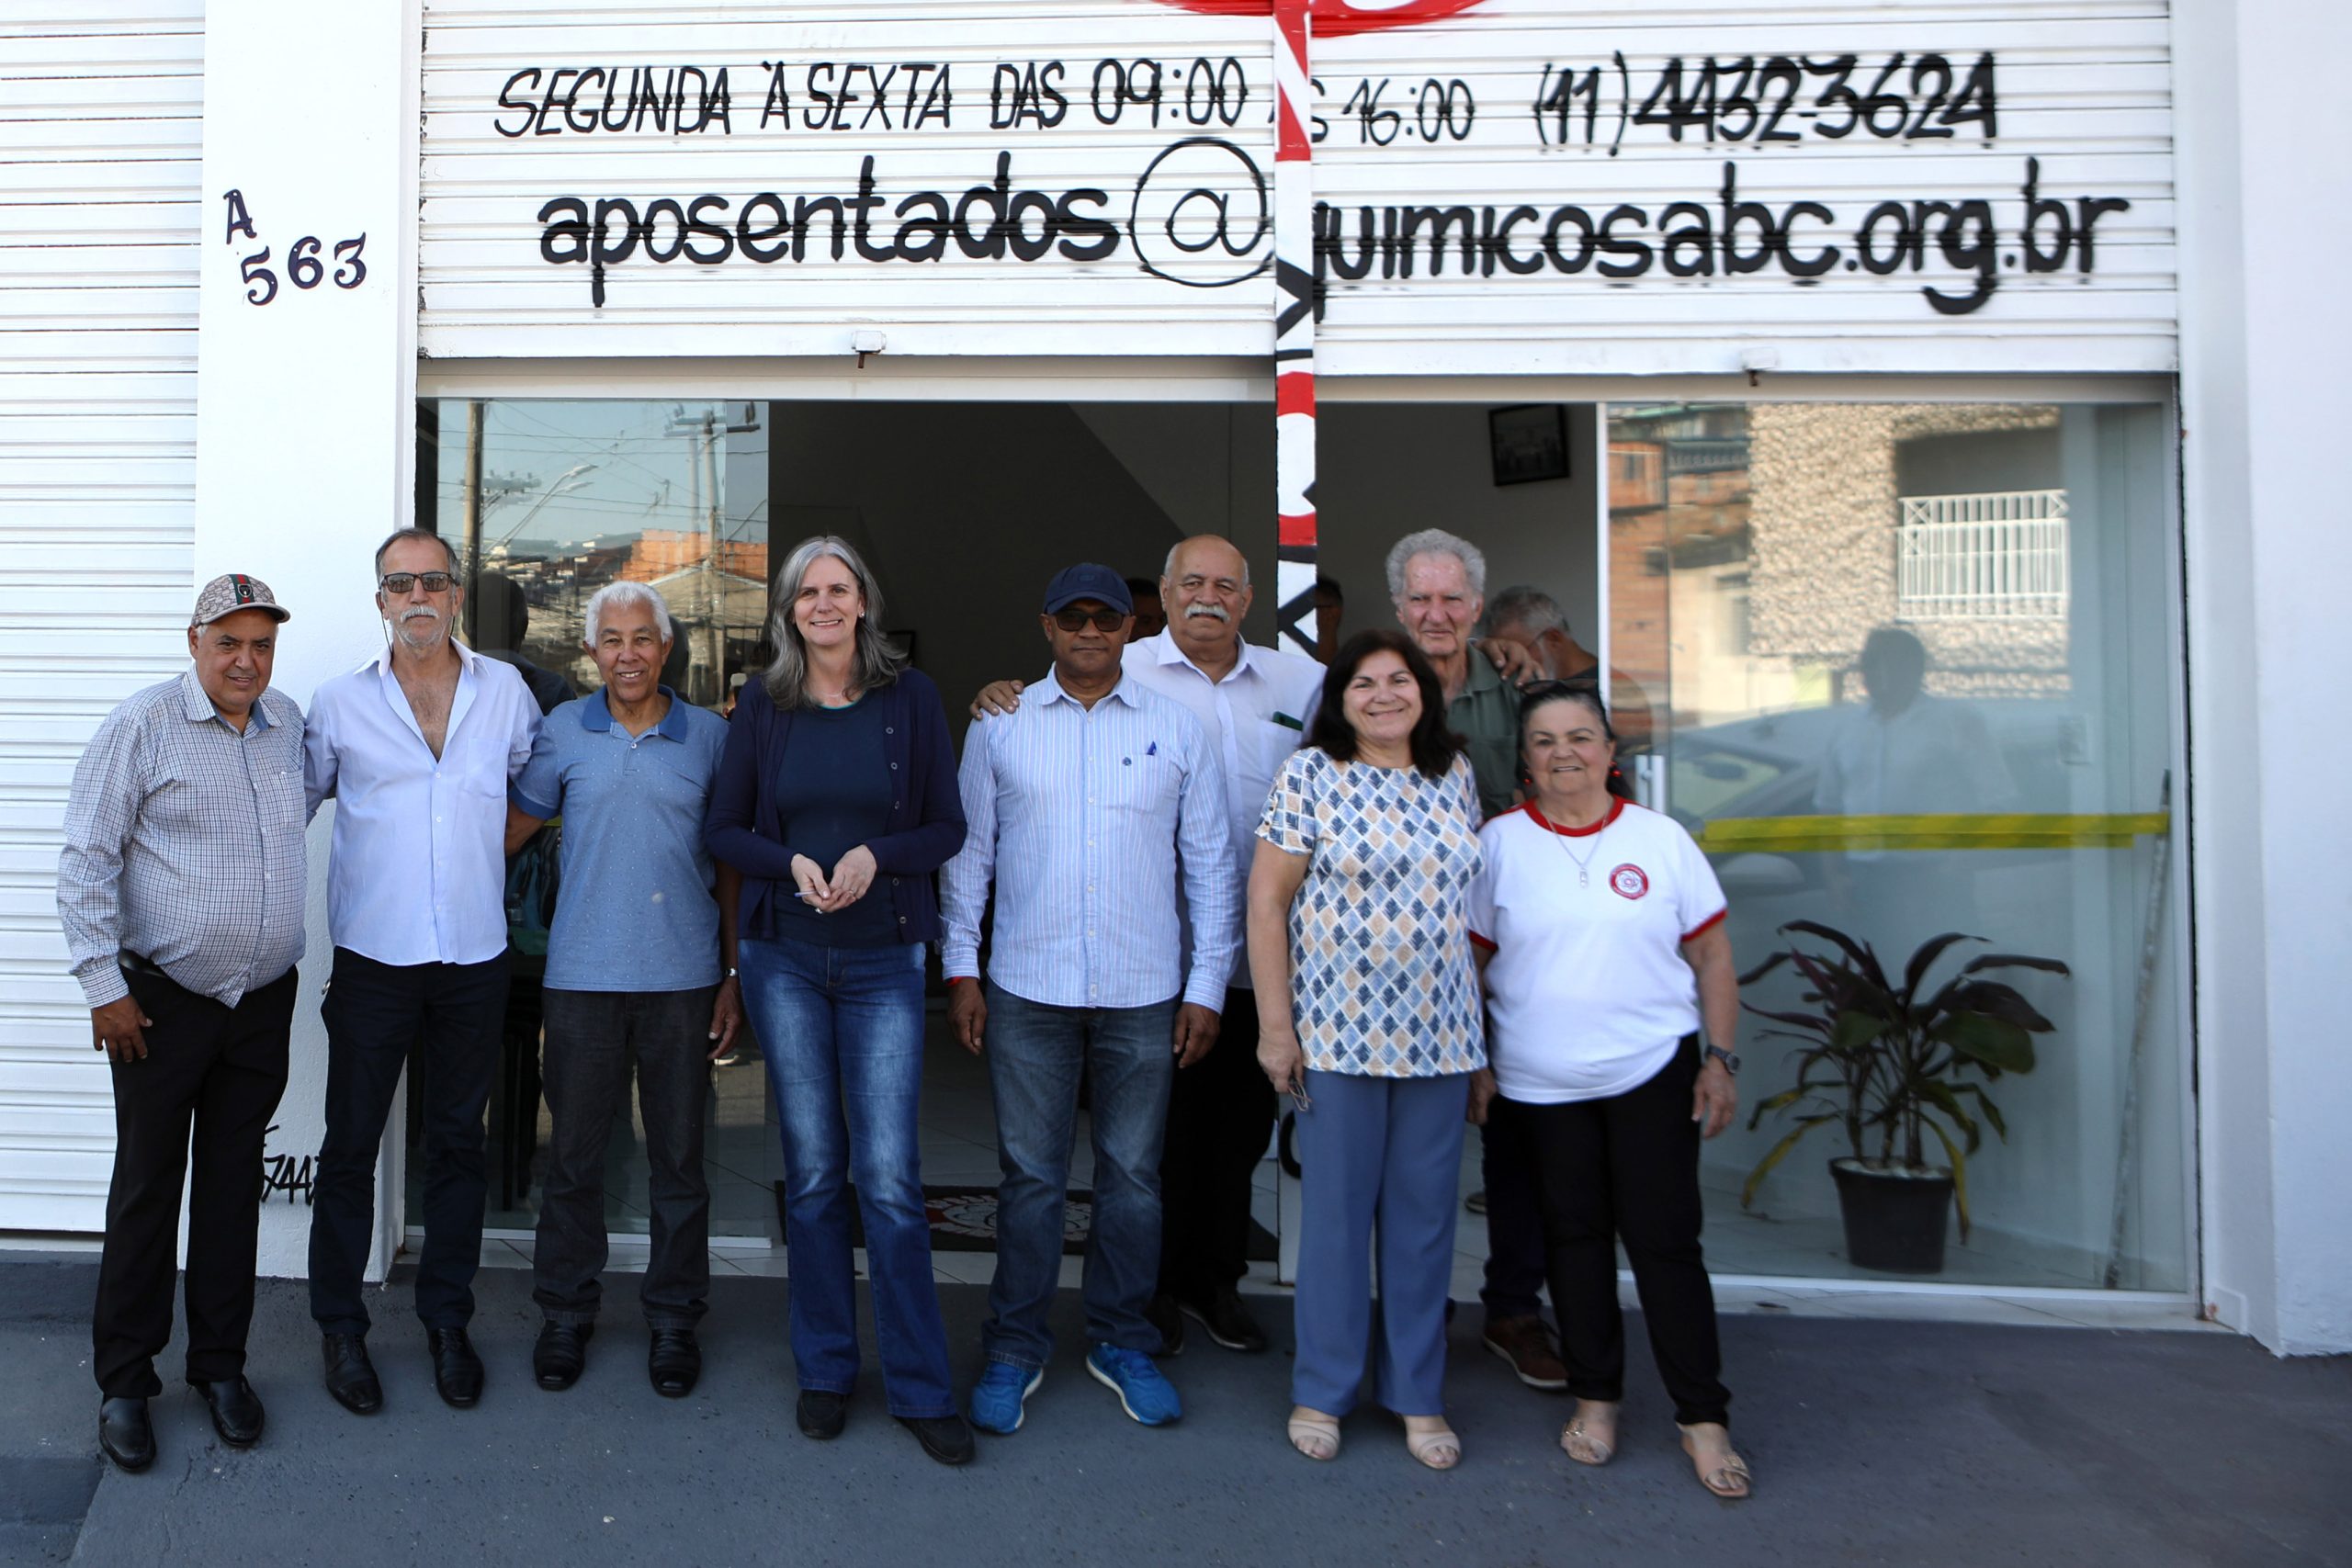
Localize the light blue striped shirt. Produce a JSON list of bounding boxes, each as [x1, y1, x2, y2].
[[941, 669, 1237, 1011]]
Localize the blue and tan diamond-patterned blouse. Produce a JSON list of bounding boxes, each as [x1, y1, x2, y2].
[[1256, 747, 1487, 1078]]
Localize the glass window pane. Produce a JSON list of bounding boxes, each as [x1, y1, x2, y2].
[[1609, 401, 2186, 1290]]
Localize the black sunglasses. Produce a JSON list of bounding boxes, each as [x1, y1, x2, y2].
[[379, 572, 455, 594], [1051, 608, 1127, 633]]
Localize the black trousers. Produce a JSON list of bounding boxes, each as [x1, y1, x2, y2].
[[1498, 1038, 1731, 1427], [1476, 1106, 1552, 1322], [308, 947, 508, 1337], [532, 987, 715, 1328], [93, 964, 295, 1399], [1157, 987, 1274, 1300]]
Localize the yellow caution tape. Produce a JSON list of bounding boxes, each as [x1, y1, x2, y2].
[[1699, 812, 2172, 853]]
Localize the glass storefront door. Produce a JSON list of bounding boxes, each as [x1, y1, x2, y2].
[[416, 398, 781, 1239], [1607, 400, 2188, 1289]]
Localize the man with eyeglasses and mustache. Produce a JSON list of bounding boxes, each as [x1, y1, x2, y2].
[[300, 528, 539, 1416], [975, 536, 1319, 1355], [943, 563, 1236, 1438]]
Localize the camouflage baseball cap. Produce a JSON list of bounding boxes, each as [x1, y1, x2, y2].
[[191, 572, 291, 627]]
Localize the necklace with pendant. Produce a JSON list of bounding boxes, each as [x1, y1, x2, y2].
[[1549, 808, 1607, 887]]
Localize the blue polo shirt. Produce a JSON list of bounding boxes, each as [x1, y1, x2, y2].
[[511, 686, 730, 994]]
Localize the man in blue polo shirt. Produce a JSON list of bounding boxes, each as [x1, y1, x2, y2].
[[503, 581, 739, 1399]]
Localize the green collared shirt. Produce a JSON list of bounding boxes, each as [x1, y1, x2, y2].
[[1448, 650, 1523, 824]]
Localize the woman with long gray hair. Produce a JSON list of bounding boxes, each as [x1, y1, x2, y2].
[[704, 535, 972, 1464]]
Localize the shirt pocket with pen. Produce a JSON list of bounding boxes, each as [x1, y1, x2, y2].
[[1104, 744, 1182, 818]]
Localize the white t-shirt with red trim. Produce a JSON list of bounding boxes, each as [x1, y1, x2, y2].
[[1467, 799, 1727, 1104]]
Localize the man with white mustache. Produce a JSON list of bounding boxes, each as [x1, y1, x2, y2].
[[300, 528, 539, 1416], [975, 535, 1323, 1355]]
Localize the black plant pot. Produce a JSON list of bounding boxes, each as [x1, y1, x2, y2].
[[1830, 1158, 1955, 1274]]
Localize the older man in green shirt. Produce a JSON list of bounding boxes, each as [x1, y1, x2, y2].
[[1385, 526, 1565, 1394]]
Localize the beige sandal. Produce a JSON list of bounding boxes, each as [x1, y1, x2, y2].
[[1403, 1417, 1461, 1471], [1287, 1408, 1341, 1461], [1559, 1416, 1615, 1467], [1678, 1423, 1752, 1499]]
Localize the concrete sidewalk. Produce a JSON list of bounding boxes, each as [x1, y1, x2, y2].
[[4, 1253, 2346, 1567]]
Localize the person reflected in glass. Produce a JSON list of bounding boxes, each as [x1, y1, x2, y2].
[[1815, 626, 2018, 947], [1464, 681, 1749, 1499], [704, 536, 974, 1466], [1250, 630, 1485, 1470]]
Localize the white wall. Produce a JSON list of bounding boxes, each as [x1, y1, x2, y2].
[[2175, 0, 2352, 1353], [195, 0, 424, 1276]]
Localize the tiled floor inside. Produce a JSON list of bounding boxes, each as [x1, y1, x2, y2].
[[454, 1000, 2216, 1334]]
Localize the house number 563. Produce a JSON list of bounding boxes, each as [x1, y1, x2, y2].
[[223, 188, 366, 305]]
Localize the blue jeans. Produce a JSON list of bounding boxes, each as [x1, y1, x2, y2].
[[980, 984, 1175, 1371], [739, 935, 954, 1418]]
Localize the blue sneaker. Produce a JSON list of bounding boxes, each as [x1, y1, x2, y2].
[[1086, 1343, 1182, 1427], [967, 1361, 1043, 1435]]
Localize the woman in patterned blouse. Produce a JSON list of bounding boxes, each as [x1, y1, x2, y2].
[[1249, 628, 1486, 1470]]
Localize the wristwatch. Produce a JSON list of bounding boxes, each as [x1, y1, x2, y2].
[[1704, 1043, 1740, 1077]]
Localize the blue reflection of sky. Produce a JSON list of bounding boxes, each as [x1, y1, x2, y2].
[[433, 399, 769, 552]]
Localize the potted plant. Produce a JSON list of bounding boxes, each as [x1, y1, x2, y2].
[[1737, 921, 2066, 1274]]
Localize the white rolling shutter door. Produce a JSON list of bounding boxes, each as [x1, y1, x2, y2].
[[0, 3, 204, 1233]]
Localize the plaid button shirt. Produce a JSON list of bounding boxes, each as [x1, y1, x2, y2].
[[56, 668, 308, 1008]]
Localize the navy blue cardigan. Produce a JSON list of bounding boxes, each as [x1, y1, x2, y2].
[[704, 666, 966, 945]]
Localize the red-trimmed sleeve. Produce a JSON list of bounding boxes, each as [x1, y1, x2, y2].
[[1674, 817, 1730, 943], [1468, 930, 1498, 952]]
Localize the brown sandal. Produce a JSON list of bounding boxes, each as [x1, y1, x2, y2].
[[1678, 1423, 1752, 1499]]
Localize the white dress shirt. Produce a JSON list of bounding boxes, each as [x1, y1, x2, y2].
[[1121, 630, 1323, 989], [304, 643, 538, 966], [940, 670, 1237, 1011]]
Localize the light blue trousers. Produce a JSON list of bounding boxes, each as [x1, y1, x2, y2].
[[1291, 1069, 1471, 1417]]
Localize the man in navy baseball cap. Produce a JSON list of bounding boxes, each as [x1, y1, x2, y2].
[[1040, 562, 1135, 617], [941, 556, 1236, 1438]]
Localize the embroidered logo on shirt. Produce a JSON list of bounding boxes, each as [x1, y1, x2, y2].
[[1609, 863, 1649, 900]]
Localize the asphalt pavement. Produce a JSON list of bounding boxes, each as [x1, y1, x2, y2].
[[3, 1253, 2346, 1567]]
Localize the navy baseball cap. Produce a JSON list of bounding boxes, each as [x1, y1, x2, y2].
[[1042, 563, 1134, 616]]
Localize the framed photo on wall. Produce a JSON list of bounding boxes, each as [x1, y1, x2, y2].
[[1489, 403, 1568, 486]]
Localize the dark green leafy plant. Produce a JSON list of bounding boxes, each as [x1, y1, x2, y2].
[[1738, 921, 2066, 1239]]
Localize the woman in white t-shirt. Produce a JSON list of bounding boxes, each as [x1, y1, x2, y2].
[[1464, 680, 1750, 1500]]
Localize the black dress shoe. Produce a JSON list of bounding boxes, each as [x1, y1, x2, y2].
[[648, 1327, 700, 1398], [188, 1375, 265, 1448], [897, 1413, 976, 1467], [796, 1389, 848, 1439], [97, 1397, 154, 1473], [534, 1321, 593, 1391], [426, 1326, 484, 1408], [322, 1334, 382, 1416], [1181, 1288, 1271, 1353]]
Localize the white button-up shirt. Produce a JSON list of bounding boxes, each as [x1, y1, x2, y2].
[[1121, 630, 1323, 990], [940, 670, 1236, 1011], [304, 643, 538, 966]]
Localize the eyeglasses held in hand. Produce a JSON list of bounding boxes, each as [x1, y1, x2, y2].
[[1052, 608, 1127, 633], [379, 572, 456, 594]]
